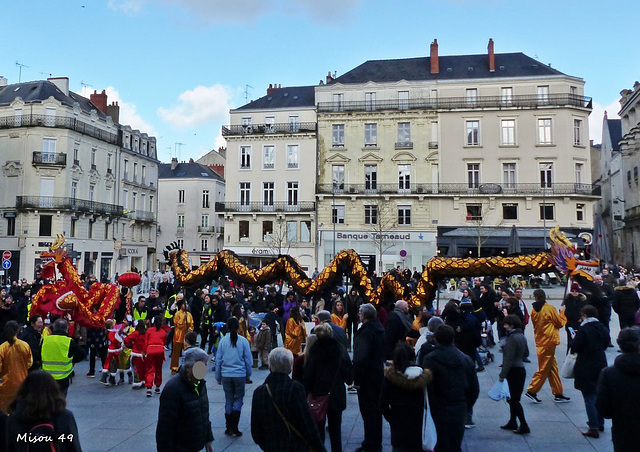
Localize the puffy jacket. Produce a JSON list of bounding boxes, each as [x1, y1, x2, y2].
[[145, 326, 168, 354], [612, 286, 640, 320], [531, 301, 566, 347], [156, 369, 214, 452]]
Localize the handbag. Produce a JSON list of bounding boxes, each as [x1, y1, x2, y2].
[[422, 389, 437, 451], [561, 352, 577, 379], [307, 358, 341, 423]]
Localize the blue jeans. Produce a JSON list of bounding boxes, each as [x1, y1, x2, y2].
[[222, 377, 246, 414], [582, 391, 603, 430]]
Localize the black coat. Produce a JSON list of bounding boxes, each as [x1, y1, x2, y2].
[[596, 353, 640, 452], [353, 318, 385, 387], [17, 325, 42, 371], [251, 372, 326, 452], [562, 293, 587, 330], [311, 322, 348, 350], [380, 365, 431, 449], [612, 286, 640, 321], [384, 311, 411, 360], [421, 344, 479, 424], [304, 337, 352, 412], [570, 320, 608, 393], [156, 369, 214, 452], [6, 402, 81, 452]]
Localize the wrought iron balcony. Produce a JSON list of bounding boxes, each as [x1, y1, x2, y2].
[[318, 93, 592, 113], [395, 141, 413, 149], [221, 201, 316, 212], [222, 122, 316, 136], [317, 182, 597, 196], [16, 196, 124, 216], [0, 114, 118, 144], [198, 226, 216, 233], [32, 151, 67, 166], [126, 210, 155, 222], [176, 226, 185, 235]]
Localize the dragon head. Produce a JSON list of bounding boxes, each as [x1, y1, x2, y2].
[[548, 226, 599, 281], [39, 234, 68, 279]]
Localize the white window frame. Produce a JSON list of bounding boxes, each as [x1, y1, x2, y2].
[[365, 165, 377, 191], [502, 203, 519, 221], [501, 87, 513, 106], [466, 120, 480, 146], [365, 92, 376, 111], [540, 162, 553, 188], [239, 182, 251, 206], [240, 146, 252, 169], [573, 119, 583, 146], [502, 162, 517, 188], [576, 203, 585, 222], [286, 145, 299, 169], [333, 93, 344, 111], [398, 91, 409, 110], [263, 145, 275, 169], [288, 115, 300, 133], [398, 164, 411, 192], [540, 203, 555, 221], [202, 190, 210, 208], [466, 88, 478, 106], [537, 118, 553, 145], [286, 181, 299, 207], [467, 163, 480, 189], [178, 189, 185, 204], [286, 221, 297, 242], [364, 204, 378, 225], [263, 182, 275, 206], [575, 162, 584, 184], [332, 124, 345, 147], [201, 215, 209, 228], [177, 215, 185, 228], [332, 204, 345, 224], [397, 122, 411, 145], [332, 165, 345, 191], [537, 85, 549, 104], [500, 119, 516, 146], [364, 123, 377, 147], [201, 239, 209, 251], [398, 205, 412, 226]]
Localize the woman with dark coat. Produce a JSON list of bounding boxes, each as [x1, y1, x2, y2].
[[571, 305, 609, 438], [499, 315, 529, 434], [612, 280, 640, 329], [303, 323, 352, 452], [380, 342, 432, 451], [562, 283, 587, 352]]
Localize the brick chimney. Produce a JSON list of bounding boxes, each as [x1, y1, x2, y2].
[[90, 90, 108, 115], [209, 164, 224, 179], [326, 71, 334, 84], [488, 38, 495, 72], [430, 39, 439, 74], [47, 77, 69, 95], [171, 157, 178, 171], [107, 101, 120, 124]]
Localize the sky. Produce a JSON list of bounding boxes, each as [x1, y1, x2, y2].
[[2, 0, 638, 163]]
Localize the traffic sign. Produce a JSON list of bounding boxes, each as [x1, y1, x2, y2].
[[2, 260, 11, 270], [399, 249, 407, 258], [2, 250, 11, 260]]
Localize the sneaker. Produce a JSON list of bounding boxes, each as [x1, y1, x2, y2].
[[155, 386, 161, 394], [86, 372, 95, 378], [348, 386, 358, 394], [523, 357, 531, 363], [146, 389, 152, 397], [525, 392, 542, 404], [476, 367, 486, 373], [464, 417, 476, 429], [553, 394, 571, 403]]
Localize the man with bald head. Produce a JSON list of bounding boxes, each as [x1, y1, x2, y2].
[[384, 300, 413, 360]]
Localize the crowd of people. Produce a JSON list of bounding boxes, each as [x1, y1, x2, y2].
[[0, 264, 639, 451]]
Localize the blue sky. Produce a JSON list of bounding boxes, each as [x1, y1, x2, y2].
[[2, 0, 637, 162]]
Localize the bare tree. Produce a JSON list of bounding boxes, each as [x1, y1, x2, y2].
[[464, 200, 505, 257], [365, 197, 398, 272], [264, 217, 294, 256]]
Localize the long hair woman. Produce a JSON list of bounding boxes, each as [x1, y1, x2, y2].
[[215, 317, 252, 437], [331, 300, 348, 329], [285, 306, 307, 355], [499, 314, 530, 434], [7, 370, 81, 451], [231, 303, 250, 340], [0, 321, 32, 412]]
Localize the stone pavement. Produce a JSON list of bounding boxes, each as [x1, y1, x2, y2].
[[65, 285, 619, 451]]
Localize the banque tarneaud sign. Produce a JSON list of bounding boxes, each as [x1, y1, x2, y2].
[[331, 231, 432, 242]]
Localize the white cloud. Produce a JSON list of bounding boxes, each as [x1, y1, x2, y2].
[[213, 131, 226, 150], [81, 86, 156, 135], [157, 84, 234, 129], [590, 99, 620, 144], [107, 0, 147, 15]]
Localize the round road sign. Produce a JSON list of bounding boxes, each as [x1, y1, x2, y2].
[[399, 249, 407, 258], [2, 260, 11, 270], [2, 250, 11, 260]]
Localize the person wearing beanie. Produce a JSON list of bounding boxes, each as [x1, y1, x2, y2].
[[562, 281, 587, 353]]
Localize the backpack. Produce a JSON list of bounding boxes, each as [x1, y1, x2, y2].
[[25, 422, 57, 452]]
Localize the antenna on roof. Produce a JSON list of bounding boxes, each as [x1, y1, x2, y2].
[[244, 84, 254, 101], [15, 61, 28, 83], [80, 81, 93, 92]]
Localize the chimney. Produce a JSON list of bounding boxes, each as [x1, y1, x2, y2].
[[107, 101, 120, 124], [47, 77, 69, 96], [209, 164, 224, 179], [430, 39, 439, 74], [488, 38, 495, 72], [171, 157, 178, 171], [0, 76, 8, 87], [326, 71, 334, 84], [90, 90, 108, 115], [217, 146, 226, 158]]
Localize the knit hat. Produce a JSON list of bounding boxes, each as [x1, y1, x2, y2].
[[570, 282, 580, 292]]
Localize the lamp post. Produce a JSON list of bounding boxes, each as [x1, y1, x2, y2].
[[332, 181, 336, 257]]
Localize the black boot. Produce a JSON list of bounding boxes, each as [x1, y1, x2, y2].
[[224, 413, 232, 436], [500, 421, 518, 430], [514, 423, 530, 434], [231, 410, 243, 437]]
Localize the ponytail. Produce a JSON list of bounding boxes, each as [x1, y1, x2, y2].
[[4, 321, 19, 346], [230, 331, 238, 347]]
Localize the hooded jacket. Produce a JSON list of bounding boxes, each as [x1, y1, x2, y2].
[[530, 300, 566, 347], [303, 336, 352, 412], [596, 353, 640, 452], [612, 285, 640, 321], [499, 328, 528, 380], [570, 319, 608, 393]]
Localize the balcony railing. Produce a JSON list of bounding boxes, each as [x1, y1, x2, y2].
[[198, 226, 216, 233], [221, 201, 316, 212], [395, 141, 413, 149], [317, 182, 597, 196], [222, 122, 316, 136], [16, 196, 124, 216], [176, 226, 185, 235], [126, 210, 155, 222], [0, 114, 118, 144], [318, 93, 592, 113], [32, 151, 67, 166]]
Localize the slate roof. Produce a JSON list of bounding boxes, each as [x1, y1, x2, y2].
[[606, 119, 622, 150], [158, 162, 225, 182], [235, 85, 315, 111], [0, 80, 108, 119], [331, 53, 567, 84]]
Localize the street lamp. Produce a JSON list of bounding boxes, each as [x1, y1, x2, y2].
[[332, 181, 336, 257]]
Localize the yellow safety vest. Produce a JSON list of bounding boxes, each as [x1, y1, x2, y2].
[[133, 307, 148, 321], [165, 294, 177, 319], [41, 335, 73, 380]]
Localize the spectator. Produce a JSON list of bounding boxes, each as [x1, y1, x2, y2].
[[592, 274, 614, 345], [156, 348, 214, 452], [416, 316, 444, 364], [315, 310, 348, 349], [263, 304, 281, 350], [18, 315, 43, 372], [0, 295, 17, 343], [384, 300, 413, 360], [345, 288, 363, 351], [0, 321, 32, 412], [331, 300, 348, 329], [255, 320, 272, 370], [499, 315, 529, 434], [41, 319, 86, 397], [612, 279, 640, 330], [292, 334, 317, 384], [562, 282, 587, 352], [251, 348, 326, 452]]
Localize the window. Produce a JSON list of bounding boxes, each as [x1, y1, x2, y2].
[[42, 138, 56, 162], [635, 167, 639, 183], [105, 221, 110, 240], [176, 239, 184, 249], [263, 145, 275, 169], [14, 107, 22, 126], [70, 218, 77, 238], [575, 163, 584, 184], [123, 159, 129, 179], [263, 221, 273, 241], [177, 214, 185, 227], [7, 217, 15, 236], [398, 164, 411, 191], [89, 185, 95, 203], [39, 215, 52, 237], [107, 153, 112, 171], [301, 221, 311, 242], [540, 163, 553, 188], [242, 116, 252, 126], [501, 119, 516, 145], [123, 189, 128, 209], [88, 220, 93, 239], [537, 85, 549, 104], [365, 92, 376, 111], [332, 205, 345, 224], [466, 204, 482, 221], [149, 195, 154, 213], [286, 221, 297, 242], [288, 115, 300, 132], [105, 187, 111, 204], [142, 165, 146, 183], [286, 145, 299, 169], [365, 165, 377, 191], [574, 119, 583, 146], [239, 221, 249, 239], [540, 204, 555, 221], [202, 190, 210, 208], [397, 122, 411, 146], [467, 163, 480, 188], [240, 146, 251, 169], [502, 163, 517, 188], [264, 115, 275, 126], [628, 170, 632, 186], [466, 120, 479, 146], [332, 124, 345, 147], [576, 204, 585, 222], [133, 162, 138, 180], [45, 106, 56, 126], [537, 118, 553, 144], [398, 205, 412, 225], [398, 91, 409, 110], [71, 181, 78, 200], [201, 239, 209, 251], [91, 148, 96, 168], [131, 192, 136, 211], [287, 182, 299, 206], [570, 86, 577, 96], [73, 142, 79, 164], [178, 189, 185, 203], [466, 88, 478, 106], [502, 203, 518, 220], [239, 182, 251, 206], [364, 123, 377, 147], [201, 215, 209, 228], [263, 182, 274, 206], [364, 205, 378, 225], [332, 165, 345, 190], [501, 87, 513, 106], [333, 93, 344, 111]]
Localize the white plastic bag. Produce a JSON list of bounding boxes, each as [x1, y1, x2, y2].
[[422, 389, 437, 451], [561, 353, 577, 379], [488, 379, 511, 401]]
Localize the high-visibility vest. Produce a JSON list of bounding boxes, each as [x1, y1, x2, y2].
[[133, 307, 148, 321], [41, 335, 73, 380], [165, 294, 177, 319]]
